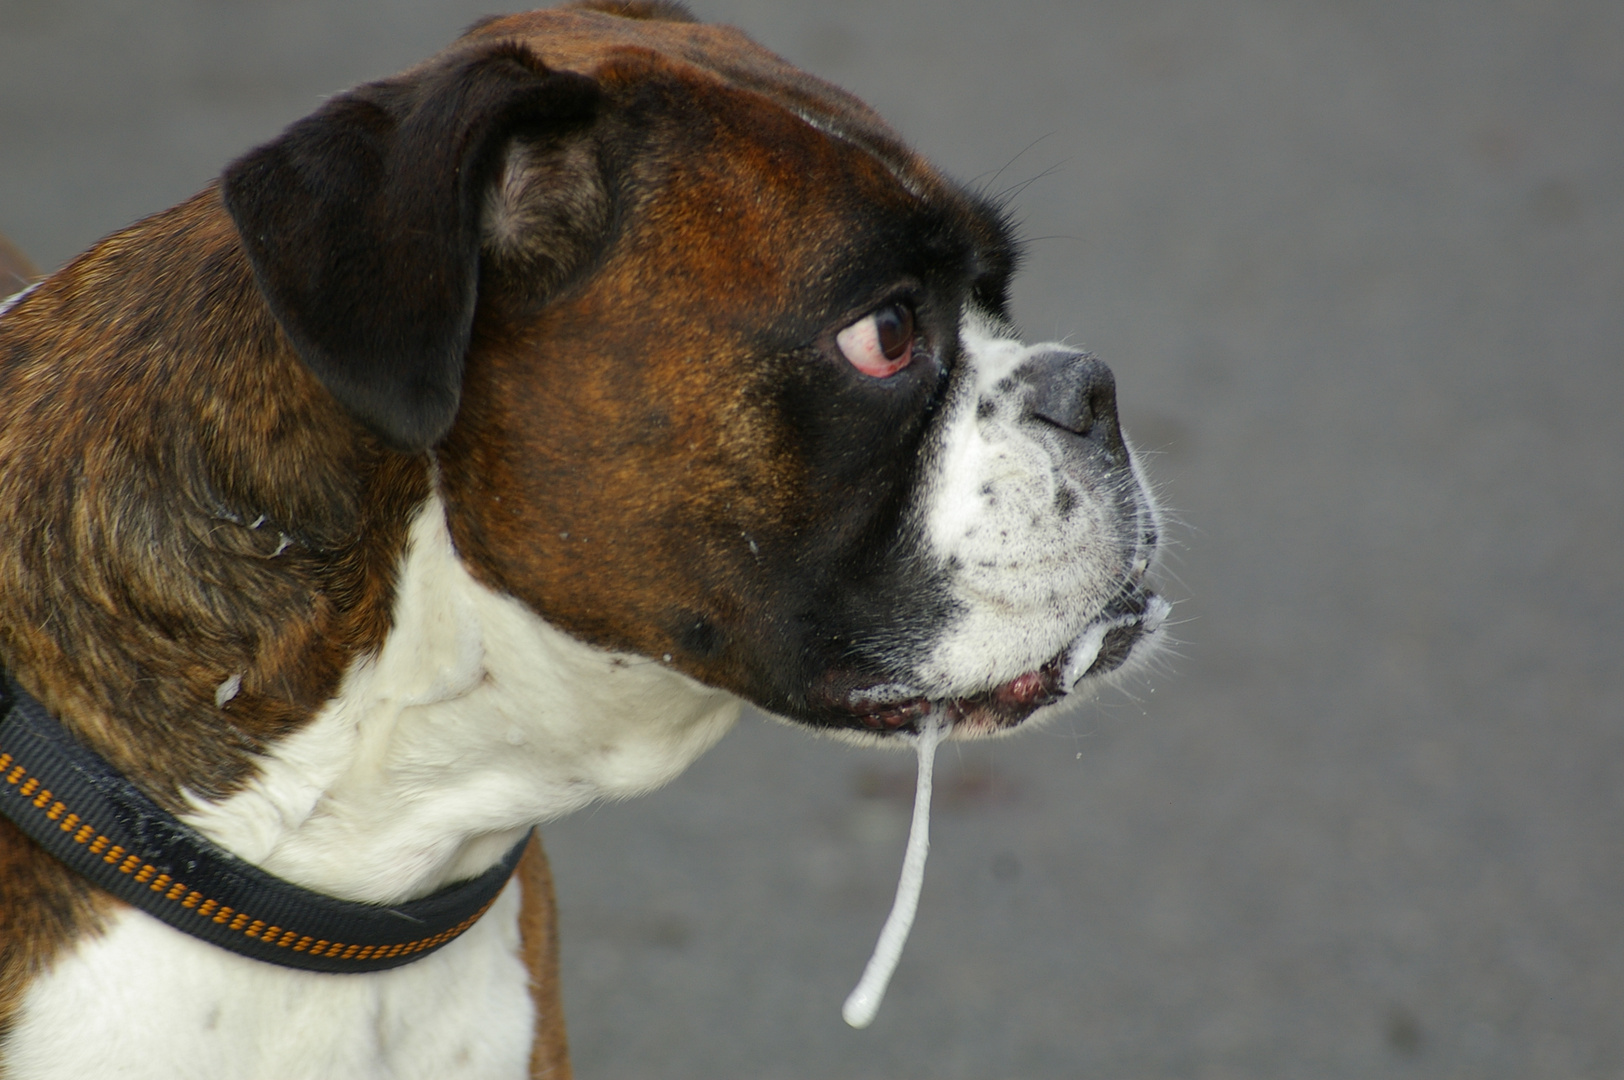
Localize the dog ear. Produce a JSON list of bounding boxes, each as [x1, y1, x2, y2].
[[222, 43, 600, 452]]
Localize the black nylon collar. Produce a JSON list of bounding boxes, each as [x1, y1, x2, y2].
[[0, 672, 526, 973]]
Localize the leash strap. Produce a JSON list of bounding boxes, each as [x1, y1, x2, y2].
[[0, 673, 526, 973]]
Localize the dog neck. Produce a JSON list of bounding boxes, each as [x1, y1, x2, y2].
[[181, 495, 743, 905]]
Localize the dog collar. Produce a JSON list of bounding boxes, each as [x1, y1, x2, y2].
[[0, 672, 526, 973]]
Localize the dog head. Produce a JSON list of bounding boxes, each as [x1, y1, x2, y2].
[[221, 0, 1165, 744]]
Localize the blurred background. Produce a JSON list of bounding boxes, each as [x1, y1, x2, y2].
[[3, 1, 1621, 1076]]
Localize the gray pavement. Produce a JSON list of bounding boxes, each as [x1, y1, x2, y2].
[[4, 1, 1622, 1077]]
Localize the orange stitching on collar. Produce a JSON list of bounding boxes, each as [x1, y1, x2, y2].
[[1, 746, 499, 960]]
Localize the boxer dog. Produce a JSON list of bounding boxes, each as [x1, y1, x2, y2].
[[0, 2, 1164, 1076]]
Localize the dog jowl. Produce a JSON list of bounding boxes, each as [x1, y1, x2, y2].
[[0, 2, 1164, 1076]]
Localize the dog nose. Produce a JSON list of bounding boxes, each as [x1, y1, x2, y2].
[[1019, 350, 1129, 467]]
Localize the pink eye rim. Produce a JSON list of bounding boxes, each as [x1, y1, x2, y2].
[[836, 302, 917, 378]]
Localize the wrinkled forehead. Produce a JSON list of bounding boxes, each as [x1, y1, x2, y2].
[[461, 7, 935, 194]]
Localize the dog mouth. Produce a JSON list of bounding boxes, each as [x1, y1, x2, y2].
[[829, 581, 1169, 738]]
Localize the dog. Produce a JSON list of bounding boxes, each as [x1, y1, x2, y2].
[[0, 2, 1165, 1076]]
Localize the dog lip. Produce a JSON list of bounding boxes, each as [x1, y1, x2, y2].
[[831, 584, 1163, 737], [838, 654, 1067, 735]]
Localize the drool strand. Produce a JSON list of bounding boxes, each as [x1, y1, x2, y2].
[[841, 709, 951, 1029]]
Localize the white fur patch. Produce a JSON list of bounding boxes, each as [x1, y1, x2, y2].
[[911, 312, 1162, 696], [182, 496, 742, 904], [5, 880, 536, 1080]]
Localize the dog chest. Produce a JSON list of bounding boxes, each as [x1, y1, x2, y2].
[[3, 884, 535, 1080]]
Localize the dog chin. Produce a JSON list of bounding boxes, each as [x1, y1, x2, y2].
[[831, 588, 1170, 742]]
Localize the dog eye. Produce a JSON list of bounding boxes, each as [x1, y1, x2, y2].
[[837, 303, 916, 378]]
